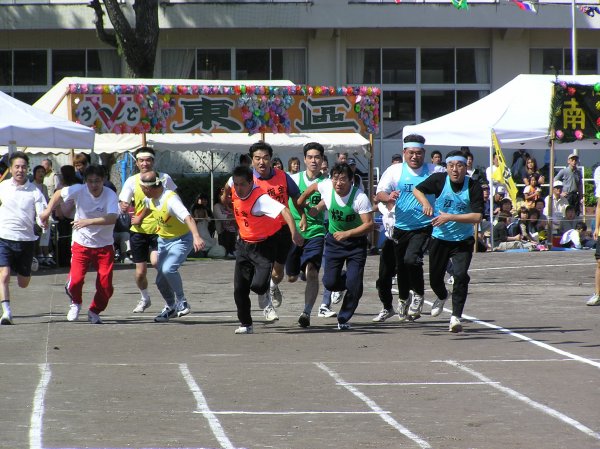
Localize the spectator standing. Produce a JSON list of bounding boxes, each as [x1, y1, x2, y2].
[[287, 156, 301, 175], [555, 153, 583, 215], [272, 157, 284, 171], [41, 165, 118, 324], [0, 152, 47, 325], [41, 158, 60, 197], [213, 188, 237, 258], [430, 150, 443, 166]]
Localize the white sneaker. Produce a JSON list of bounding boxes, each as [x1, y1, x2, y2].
[[447, 276, 454, 285], [318, 305, 337, 318], [431, 298, 446, 317], [372, 308, 394, 322], [397, 300, 409, 322], [67, 303, 81, 321], [331, 290, 346, 304], [409, 293, 424, 318], [235, 325, 253, 334], [586, 294, 600, 306], [123, 257, 135, 264], [133, 298, 151, 313], [270, 284, 284, 308], [87, 310, 103, 324], [263, 305, 279, 322], [0, 311, 13, 325], [449, 315, 463, 333], [31, 257, 39, 273]]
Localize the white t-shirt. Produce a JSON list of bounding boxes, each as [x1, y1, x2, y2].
[[144, 189, 190, 224], [377, 202, 396, 239], [318, 179, 372, 215], [119, 173, 177, 203], [594, 166, 600, 198], [376, 163, 443, 194], [235, 186, 285, 218], [289, 171, 322, 190], [62, 184, 119, 248], [0, 179, 47, 241]]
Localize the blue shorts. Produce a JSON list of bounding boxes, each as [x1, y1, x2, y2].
[[0, 238, 35, 277], [130, 231, 158, 263], [285, 235, 325, 276]]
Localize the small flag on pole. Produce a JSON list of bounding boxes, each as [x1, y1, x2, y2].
[[511, 0, 537, 13], [452, 0, 469, 9], [491, 130, 518, 205]]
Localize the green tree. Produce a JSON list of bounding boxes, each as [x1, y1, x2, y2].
[[88, 0, 159, 78]]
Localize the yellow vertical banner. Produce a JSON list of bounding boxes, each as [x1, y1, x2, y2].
[[491, 130, 518, 205]]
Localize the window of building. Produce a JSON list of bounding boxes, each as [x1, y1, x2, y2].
[[0, 51, 11, 85], [236, 49, 270, 80], [196, 49, 231, 80], [530, 48, 598, 75], [271, 49, 306, 84], [421, 49, 454, 84], [347, 49, 381, 84], [382, 49, 416, 84], [14, 50, 47, 86]]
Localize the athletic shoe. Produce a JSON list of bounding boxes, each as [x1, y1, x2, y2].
[[331, 290, 346, 304], [337, 322, 351, 331], [132, 298, 151, 313], [45, 257, 57, 267], [0, 311, 13, 325], [449, 315, 463, 333], [586, 294, 600, 306], [409, 293, 424, 318], [397, 300, 409, 322], [31, 257, 39, 272], [176, 299, 191, 317], [270, 284, 283, 308], [431, 298, 446, 317], [372, 308, 394, 322], [67, 303, 81, 321], [298, 312, 310, 328], [447, 276, 454, 285], [318, 305, 337, 318], [154, 306, 177, 323], [235, 325, 253, 334], [263, 305, 279, 322], [87, 310, 103, 324], [123, 257, 135, 264]]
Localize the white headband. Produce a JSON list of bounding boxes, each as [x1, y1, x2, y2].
[[139, 177, 162, 187], [136, 152, 155, 160], [446, 156, 467, 164], [404, 142, 425, 149]]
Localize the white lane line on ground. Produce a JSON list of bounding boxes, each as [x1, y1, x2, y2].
[[316, 362, 431, 449], [204, 411, 386, 415], [179, 363, 235, 449], [346, 381, 496, 386], [433, 358, 600, 363], [446, 360, 600, 441], [436, 308, 600, 370], [468, 262, 594, 272], [29, 363, 51, 449]]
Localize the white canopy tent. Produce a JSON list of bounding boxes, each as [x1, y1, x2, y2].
[[0, 90, 95, 150], [403, 74, 600, 150]]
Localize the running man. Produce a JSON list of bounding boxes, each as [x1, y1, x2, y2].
[[375, 134, 443, 321], [223, 141, 301, 322], [286, 142, 329, 327], [230, 166, 303, 334], [413, 150, 483, 332], [132, 171, 205, 322], [309, 163, 373, 330], [119, 147, 177, 313], [41, 165, 119, 324], [0, 152, 47, 325]]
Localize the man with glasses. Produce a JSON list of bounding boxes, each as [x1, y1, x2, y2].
[[413, 150, 484, 332]]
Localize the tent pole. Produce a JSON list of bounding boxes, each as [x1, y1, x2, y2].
[[489, 136, 494, 250], [142, 133, 147, 147], [50, 87, 70, 114], [210, 151, 215, 209], [368, 133, 375, 251], [548, 138, 556, 246]]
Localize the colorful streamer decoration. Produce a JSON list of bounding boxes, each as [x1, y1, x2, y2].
[[452, 0, 468, 10], [511, 0, 537, 13], [579, 5, 600, 16]]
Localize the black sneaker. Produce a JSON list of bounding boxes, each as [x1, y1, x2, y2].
[[154, 306, 177, 323], [298, 312, 310, 328]]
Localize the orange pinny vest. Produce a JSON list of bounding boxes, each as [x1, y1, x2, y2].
[[232, 186, 282, 243], [254, 168, 289, 226]]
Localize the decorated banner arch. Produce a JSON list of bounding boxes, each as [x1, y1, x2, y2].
[[67, 83, 380, 137], [550, 81, 600, 143]]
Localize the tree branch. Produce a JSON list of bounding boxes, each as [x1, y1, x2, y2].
[[88, 0, 118, 48]]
